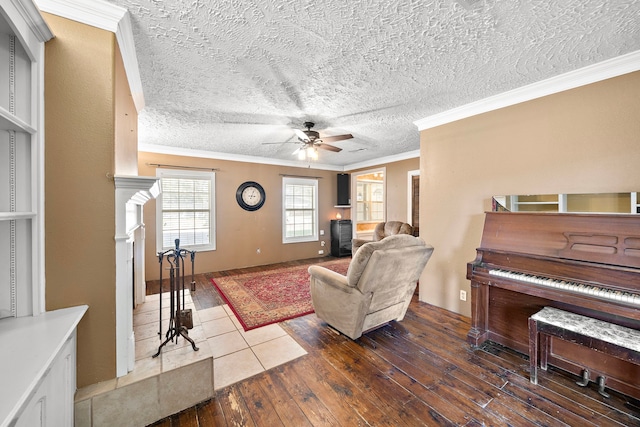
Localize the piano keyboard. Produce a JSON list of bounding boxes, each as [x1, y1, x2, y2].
[[489, 269, 640, 306]]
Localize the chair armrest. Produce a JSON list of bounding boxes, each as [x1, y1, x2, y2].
[[351, 238, 370, 254], [308, 265, 352, 291]]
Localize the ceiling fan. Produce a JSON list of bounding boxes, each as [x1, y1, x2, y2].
[[267, 122, 354, 160]]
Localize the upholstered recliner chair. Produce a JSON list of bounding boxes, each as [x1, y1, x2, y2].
[[352, 221, 414, 254], [309, 234, 434, 339]]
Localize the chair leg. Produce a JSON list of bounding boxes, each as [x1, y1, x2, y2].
[[528, 317, 538, 384]]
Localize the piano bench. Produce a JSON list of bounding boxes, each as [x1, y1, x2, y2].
[[528, 306, 640, 395]]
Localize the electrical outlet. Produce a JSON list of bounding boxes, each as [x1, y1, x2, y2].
[[321, 241, 325, 246], [320, 229, 324, 236], [459, 290, 467, 301], [256, 248, 261, 254], [318, 250, 324, 255]]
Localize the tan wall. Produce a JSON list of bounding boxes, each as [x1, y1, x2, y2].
[[114, 42, 138, 175], [43, 14, 118, 387], [139, 152, 346, 280], [419, 71, 640, 317], [382, 157, 419, 224]]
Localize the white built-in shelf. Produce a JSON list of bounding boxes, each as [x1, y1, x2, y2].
[[505, 193, 639, 214], [0, 106, 36, 134], [632, 193, 639, 214], [0, 212, 35, 220]]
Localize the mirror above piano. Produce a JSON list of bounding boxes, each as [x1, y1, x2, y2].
[[492, 192, 640, 214]]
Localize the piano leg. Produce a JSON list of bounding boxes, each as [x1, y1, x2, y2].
[[467, 280, 489, 346]]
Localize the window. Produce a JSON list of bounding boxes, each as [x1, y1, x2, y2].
[[356, 181, 385, 222], [282, 177, 318, 243], [156, 169, 216, 251]]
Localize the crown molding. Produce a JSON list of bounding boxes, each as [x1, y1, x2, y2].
[[140, 143, 421, 172], [343, 150, 420, 171], [35, 0, 145, 111], [414, 50, 640, 131], [12, 0, 54, 43], [138, 144, 346, 172], [4, 0, 53, 61]]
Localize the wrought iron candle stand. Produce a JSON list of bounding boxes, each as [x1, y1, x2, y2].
[[153, 239, 199, 358]]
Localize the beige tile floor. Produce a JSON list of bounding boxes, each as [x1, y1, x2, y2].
[[133, 290, 308, 390], [75, 290, 308, 426]]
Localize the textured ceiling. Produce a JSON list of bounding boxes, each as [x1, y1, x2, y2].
[[104, 0, 640, 168]]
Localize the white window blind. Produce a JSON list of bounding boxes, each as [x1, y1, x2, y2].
[[156, 169, 216, 251], [282, 177, 318, 243]]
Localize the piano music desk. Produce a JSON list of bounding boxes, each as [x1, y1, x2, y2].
[[529, 306, 640, 396]]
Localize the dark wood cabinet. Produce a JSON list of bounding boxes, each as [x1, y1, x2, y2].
[[330, 220, 352, 257]]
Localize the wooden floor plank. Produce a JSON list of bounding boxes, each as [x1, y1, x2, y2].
[[237, 377, 286, 427], [216, 384, 257, 427], [172, 406, 199, 427], [195, 397, 228, 427], [266, 363, 340, 426], [289, 356, 385, 427], [254, 367, 313, 427], [147, 257, 640, 427]]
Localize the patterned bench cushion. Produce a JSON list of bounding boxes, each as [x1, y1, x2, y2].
[[531, 306, 640, 353]]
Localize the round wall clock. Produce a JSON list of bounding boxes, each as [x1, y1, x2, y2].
[[236, 181, 266, 211]]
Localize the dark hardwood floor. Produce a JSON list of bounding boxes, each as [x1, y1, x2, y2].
[[148, 258, 640, 426]]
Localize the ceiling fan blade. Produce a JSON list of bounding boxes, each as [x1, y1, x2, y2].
[[294, 129, 309, 141], [318, 143, 342, 152], [320, 133, 353, 143]]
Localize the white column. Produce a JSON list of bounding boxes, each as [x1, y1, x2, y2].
[[114, 176, 159, 377]]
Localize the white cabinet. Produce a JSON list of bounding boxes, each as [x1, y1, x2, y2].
[[0, 306, 87, 427]]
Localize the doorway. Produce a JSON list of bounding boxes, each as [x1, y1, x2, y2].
[[351, 168, 386, 240], [408, 170, 420, 235]]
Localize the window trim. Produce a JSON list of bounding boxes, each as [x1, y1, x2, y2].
[[155, 168, 216, 252], [282, 177, 319, 244]]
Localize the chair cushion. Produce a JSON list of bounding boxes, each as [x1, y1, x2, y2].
[[347, 234, 425, 287], [374, 221, 414, 241]]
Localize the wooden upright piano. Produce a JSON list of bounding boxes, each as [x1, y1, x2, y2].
[[467, 211, 640, 399]]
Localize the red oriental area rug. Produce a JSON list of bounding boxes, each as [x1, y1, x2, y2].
[[212, 258, 350, 331]]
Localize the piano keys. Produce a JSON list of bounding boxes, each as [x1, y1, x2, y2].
[[467, 211, 640, 400], [488, 269, 640, 306]]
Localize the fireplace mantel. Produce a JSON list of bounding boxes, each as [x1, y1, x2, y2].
[[114, 175, 160, 376]]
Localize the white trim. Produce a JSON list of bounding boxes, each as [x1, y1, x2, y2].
[[140, 143, 345, 171], [141, 143, 420, 172], [35, 0, 125, 32], [35, 0, 145, 112], [415, 50, 640, 131], [115, 11, 144, 111], [343, 150, 420, 171], [9, 0, 53, 52]]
